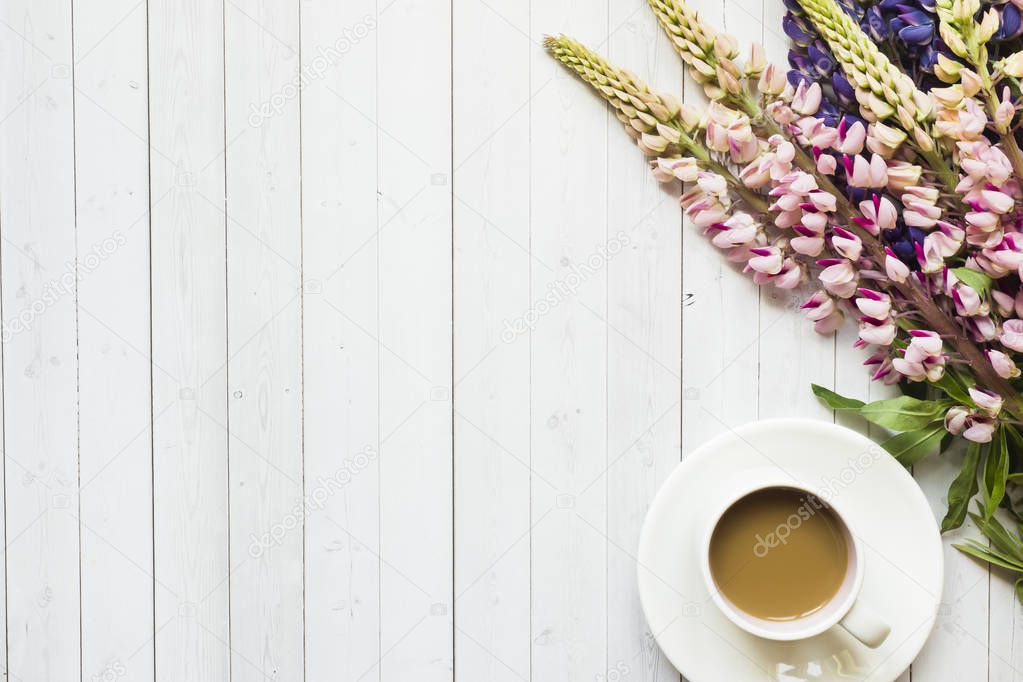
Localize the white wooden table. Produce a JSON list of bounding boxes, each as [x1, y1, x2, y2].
[[0, 0, 1018, 679]]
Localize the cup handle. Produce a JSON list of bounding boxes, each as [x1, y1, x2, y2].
[[839, 600, 891, 648]]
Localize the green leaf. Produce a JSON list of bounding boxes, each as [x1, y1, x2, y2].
[[950, 267, 993, 295], [970, 511, 1023, 564], [982, 429, 1010, 520], [1015, 578, 1023, 606], [881, 423, 946, 467], [931, 372, 974, 405], [954, 540, 1023, 572], [942, 442, 982, 532], [858, 396, 951, 431], [810, 384, 865, 410]]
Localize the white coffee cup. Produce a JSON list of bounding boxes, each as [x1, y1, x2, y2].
[[699, 472, 890, 648]]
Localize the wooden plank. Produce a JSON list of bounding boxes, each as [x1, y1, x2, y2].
[[224, 0, 304, 677], [752, 0, 836, 425], [377, 0, 453, 678], [911, 447, 990, 681], [299, 2, 382, 680], [451, 0, 531, 679], [72, 0, 155, 678], [530, 2, 609, 679], [990, 562, 1023, 681], [148, 0, 230, 678], [0, 1, 79, 678], [678, 0, 759, 459], [605, 9, 683, 682]]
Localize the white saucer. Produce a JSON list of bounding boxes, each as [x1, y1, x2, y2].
[[638, 419, 943, 682]]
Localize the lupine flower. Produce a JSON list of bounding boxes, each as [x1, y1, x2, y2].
[[549, 0, 1023, 602], [893, 330, 947, 381], [801, 290, 845, 332], [988, 349, 1021, 378]]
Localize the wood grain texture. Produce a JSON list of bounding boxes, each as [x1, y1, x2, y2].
[[377, 0, 454, 679], [0, 0, 1018, 680], [225, 0, 305, 677], [452, 0, 531, 679], [299, 1, 382, 680], [606, 8, 683, 682], [0, 1, 79, 679], [148, 0, 230, 678], [530, 2, 610, 681], [73, 0, 154, 678]]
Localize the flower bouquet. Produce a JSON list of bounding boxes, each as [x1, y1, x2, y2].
[[547, 0, 1023, 599]]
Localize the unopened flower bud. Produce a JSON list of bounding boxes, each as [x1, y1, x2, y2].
[[758, 64, 787, 96], [913, 126, 935, 153], [745, 43, 766, 77], [713, 33, 739, 60], [959, 69, 982, 98], [935, 54, 963, 83], [716, 65, 742, 96], [978, 8, 1000, 43], [1001, 50, 1023, 77]]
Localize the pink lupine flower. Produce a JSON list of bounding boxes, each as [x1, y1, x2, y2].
[[982, 234, 1023, 275], [817, 153, 837, 175], [801, 290, 844, 334], [886, 162, 922, 192], [855, 288, 892, 319], [916, 239, 946, 274], [858, 317, 897, 346], [884, 247, 909, 283], [935, 97, 987, 140], [1000, 318, 1023, 352], [992, 289, 1016, 317], [758, 64, 787, 96], [831, 226, 862, 261], [988, 349, 1021, 379], [864, 352, 901, 384], [924, 223, 964, 260], [845, 154, 887, 188], [853, 195, 897, 236], [945, 406, 970, 435], [952, 284, 984, 316], [705, 103, 760, 163], [794, 117, 838, 148], [806, 191, 837, 212], [944, 270, 988, 317], [980, 189, 1015, 214], [709, 212, 760, 249], [772, 258, 804, 289], [746, 246, 784, 274], [963, 418, 997, 443], [903, 196, 941, 228], [835, 120, 866, 155], [892, 330, 946, 382], [790, 224, 825, 256], [995, 87, 1015, 130], [969, 387, 1004, 417], [817, 258, 858, 298], [968, 315, 999, 342], [865, 122, 906, 158], [791, 81, 822, 116], [652, 157, 700, 183]]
